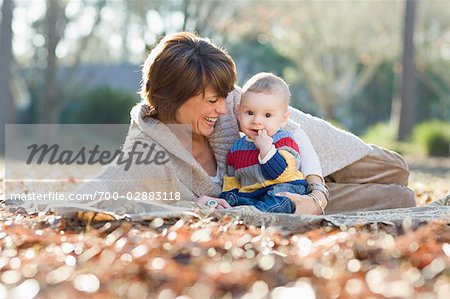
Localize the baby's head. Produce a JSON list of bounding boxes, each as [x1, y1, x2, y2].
[[239, 72, 291, 139]]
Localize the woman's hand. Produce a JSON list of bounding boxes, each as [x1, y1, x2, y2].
[[196, 195, 232, 210], [275, 192, 322, 215]]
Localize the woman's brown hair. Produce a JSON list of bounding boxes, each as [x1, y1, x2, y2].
[[139, 32, 236, 123]]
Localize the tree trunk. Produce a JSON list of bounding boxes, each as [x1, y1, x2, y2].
[[0, 0, 15, 154], [397, 0, 418, 141], [35, 0, 104, 124], [37, 0, 62, 124]]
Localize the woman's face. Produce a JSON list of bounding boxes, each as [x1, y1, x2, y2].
[[175, 85, 227, 138]]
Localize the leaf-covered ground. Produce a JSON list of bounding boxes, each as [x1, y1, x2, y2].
[[0, 157, 449, 298]]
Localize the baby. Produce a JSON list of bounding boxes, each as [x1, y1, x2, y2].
[[220, 72, 320, 213]]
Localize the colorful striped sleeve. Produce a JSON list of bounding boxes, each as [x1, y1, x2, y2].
[[274, 132, 301, 169], [260, 150, 288, 180]]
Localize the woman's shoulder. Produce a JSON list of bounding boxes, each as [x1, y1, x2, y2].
[[127, 101, 172, 141], [226, 87, 242, 116], [130, 101, 157, 123]]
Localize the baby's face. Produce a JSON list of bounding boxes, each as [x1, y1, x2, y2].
[[239, 91, 290, 139]]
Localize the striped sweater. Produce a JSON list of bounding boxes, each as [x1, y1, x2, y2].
[[221, 129, 307, 198]]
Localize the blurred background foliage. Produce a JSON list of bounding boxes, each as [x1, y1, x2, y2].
[[60, 86, 137, 124], [1, 0, 449, 156]]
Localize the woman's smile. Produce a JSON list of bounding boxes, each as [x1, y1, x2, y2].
[[203, 116, 218, 126]]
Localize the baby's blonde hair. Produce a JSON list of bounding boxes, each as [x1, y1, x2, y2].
[[242, 72, 291, 107]]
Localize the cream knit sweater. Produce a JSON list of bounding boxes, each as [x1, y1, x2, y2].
[[75, 88, 370, 202]]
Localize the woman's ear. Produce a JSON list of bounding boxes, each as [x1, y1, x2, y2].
[[281, 110, 291, 127]]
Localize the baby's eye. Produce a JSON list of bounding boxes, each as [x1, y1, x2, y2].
[[265, 113, 272, 118], [247, 111, 253, 115]]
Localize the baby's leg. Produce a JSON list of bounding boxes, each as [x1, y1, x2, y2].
[[264, 184, 307, 213]]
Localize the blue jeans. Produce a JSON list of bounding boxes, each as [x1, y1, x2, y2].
[[224, 183, 307, 214]]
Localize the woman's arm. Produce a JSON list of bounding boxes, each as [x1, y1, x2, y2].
[[283, 128, 329, 215], [291, 127, 323, 177]]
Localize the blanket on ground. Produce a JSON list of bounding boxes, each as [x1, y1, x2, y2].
[[6, 194, 450, 233]]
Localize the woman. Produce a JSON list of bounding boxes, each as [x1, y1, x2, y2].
[[72, 31, 415, 216]]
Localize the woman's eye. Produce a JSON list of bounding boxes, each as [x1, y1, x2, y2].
[[265, 113, 272, 118], [208, 96, 220, 104], [247, 111, 253, 115]]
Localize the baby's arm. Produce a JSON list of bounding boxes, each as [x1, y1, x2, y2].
[[256, 130, 302, 180]]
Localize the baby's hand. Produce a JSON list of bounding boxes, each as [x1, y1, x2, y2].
[[253, 129, 273, 157]]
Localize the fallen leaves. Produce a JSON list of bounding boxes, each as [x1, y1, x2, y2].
[[1, 207, 450, 298]]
